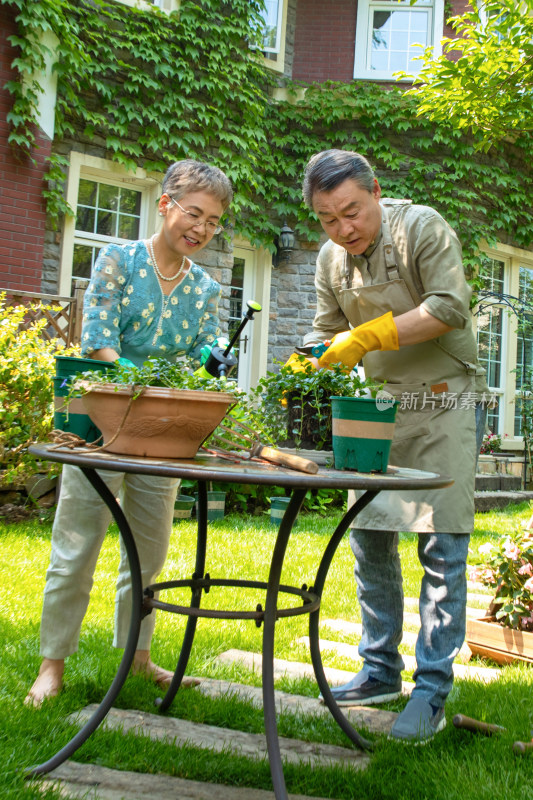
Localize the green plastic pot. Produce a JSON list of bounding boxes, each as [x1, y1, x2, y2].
[[331, 395, 398, 473], [173, 494, 195, 520], [54, 355, 109, 441], [270, 496, 291, 527]]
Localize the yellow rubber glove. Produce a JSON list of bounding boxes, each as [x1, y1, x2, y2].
[[284, 352, 317, 373], [318, 312, 399, 370]]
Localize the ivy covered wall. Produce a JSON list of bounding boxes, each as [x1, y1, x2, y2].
[[2, 0, 533, 364]]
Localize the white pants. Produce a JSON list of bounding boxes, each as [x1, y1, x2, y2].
[[40, 464, 179, 658]]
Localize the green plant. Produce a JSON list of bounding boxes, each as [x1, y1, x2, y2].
[[469, 527, 533, 631], [252, 359, 379, 450], [71, 357, 245, 399], [0, 293, 78, 485]]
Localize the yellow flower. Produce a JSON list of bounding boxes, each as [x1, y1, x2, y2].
[[185, 335, 192, 344], [183, 285, 191, 294], [117, 275, 126, 284], [113, 318, 119, 327], [194, 286, 202, 295], [106, 282, 114, 290], [139, 269, 147, 278], [175, 334, 181, 343], [196, 300, 203, 309], [171, 296, 178, 305], [163, 309, 172, 318], [90, 298, 98, 307], [99, 310, 108, 320], [122, 297, 130, 306], [127, 285, 134, 294], [141, 308, 150, 317], [182, 320, 189, 329], [133, 322, 140, 331], [148, 302, 154, 312], [103, 328, 111, 337], [104, 265, 113, 275]]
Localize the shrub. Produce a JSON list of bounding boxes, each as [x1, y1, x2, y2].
[[0, 294, 77, 485]]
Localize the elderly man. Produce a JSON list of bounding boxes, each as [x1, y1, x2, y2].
[[293, 149, 487, 743]]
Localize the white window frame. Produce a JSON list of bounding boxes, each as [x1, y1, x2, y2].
[[59, 152, 161, 296], [257, 0, 288, 74], [354, 0, 444, 81], [475, 242, 533, 449]]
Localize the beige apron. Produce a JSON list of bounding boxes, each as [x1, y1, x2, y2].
[[343, 208, 476, 533]]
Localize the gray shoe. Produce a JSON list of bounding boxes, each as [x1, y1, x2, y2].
[[389, 697, 446, 743], [320, 672, 402, 707]]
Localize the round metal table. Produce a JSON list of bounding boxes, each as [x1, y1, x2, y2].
[[27, 444, 452, 798]]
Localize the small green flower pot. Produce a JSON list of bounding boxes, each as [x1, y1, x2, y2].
[[173, 494, 195, 520], [196, 491, 226, 521], [270, 496, 291, 527], [331, 395, 398, 473], [53, 355, 109, 441]]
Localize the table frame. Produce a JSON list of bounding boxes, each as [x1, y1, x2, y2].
[[26, 445, 452, 799]]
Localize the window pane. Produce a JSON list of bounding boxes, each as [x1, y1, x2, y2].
[[78, 179, 97, 207], [515, 266, 533, 434], [120, 188, 141, 216], [370, 8, 428, 73], [76, 206, 95, 233], [96, 208, 117, 237], [228, 257, 245, 365], [476, 257, 505, 392], [261, 0, 280, 50], [118, 215, 140, 240], [72, 243, 97, 280], [98, 183, 120, 211]]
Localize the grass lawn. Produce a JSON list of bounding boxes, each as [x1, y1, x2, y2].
[[1, 501, 533, 799]]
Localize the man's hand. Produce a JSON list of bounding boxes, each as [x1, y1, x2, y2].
[[318, 311, 399, 370], [284, 352, 317, 373]]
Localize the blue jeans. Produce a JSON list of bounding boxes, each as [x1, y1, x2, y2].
[[350, 528, 470, 708]]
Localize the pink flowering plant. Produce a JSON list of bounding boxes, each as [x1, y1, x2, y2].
[[470, 528, 533, 630]]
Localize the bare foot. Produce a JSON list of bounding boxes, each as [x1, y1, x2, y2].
[[132, 652, 200, 690], [24, 658, 65, 708]]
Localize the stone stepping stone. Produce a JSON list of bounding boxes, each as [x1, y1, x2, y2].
[[301, 638, 500, 683], [195, 677, 398, 734], [39, 760, 334, 800], [320, 619, 472, 663], [68, 705, 370, 772], [215, 649, 415, 698]]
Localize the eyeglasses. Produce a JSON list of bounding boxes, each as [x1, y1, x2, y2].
[[168, 196, 223, 235]]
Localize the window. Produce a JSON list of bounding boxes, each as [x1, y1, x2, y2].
[[260, 0, 284, 53], [475, 246, 533, 445], [257, 0, 287, 72], [354, 0, 444, 81], [73, 179, 143, 280], [60, 152, 160, 296]]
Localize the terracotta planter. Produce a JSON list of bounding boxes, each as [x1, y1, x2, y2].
[[466, 616, 533, 665], [79, 382, 235, 458]]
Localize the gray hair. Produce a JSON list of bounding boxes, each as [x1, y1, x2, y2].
[[302, 149, 375, 208], [162, 159, 233, 210]]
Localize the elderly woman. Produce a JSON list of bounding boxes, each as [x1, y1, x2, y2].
[[26, 159, 232, 706]]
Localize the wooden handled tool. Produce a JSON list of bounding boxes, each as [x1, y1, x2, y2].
[[452, 714, 505, 737], [205, 419, 319, 474]]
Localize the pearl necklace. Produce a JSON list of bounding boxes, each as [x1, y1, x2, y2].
[[148, 235, 186, 282]]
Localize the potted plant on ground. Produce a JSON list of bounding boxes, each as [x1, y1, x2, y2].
[[467, 527, 533, 664], [69, 357, 242, 459]]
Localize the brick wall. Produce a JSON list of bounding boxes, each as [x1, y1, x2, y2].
[[292, 0, 357, 83], [0, 7, 51, 292]]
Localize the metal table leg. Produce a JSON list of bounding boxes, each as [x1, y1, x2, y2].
[[155, 481, 208, 712], [308, 490, 380, 751], [27, 467, 144, 777], [262, 488, 306, 800]]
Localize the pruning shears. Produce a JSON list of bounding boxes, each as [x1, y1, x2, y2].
[[294, 340, 331, 359]]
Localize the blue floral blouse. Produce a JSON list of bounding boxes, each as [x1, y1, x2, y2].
[[81, 240, 221, 367]]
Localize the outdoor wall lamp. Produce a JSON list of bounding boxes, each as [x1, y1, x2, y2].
[[272, 221, 295, 267]]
